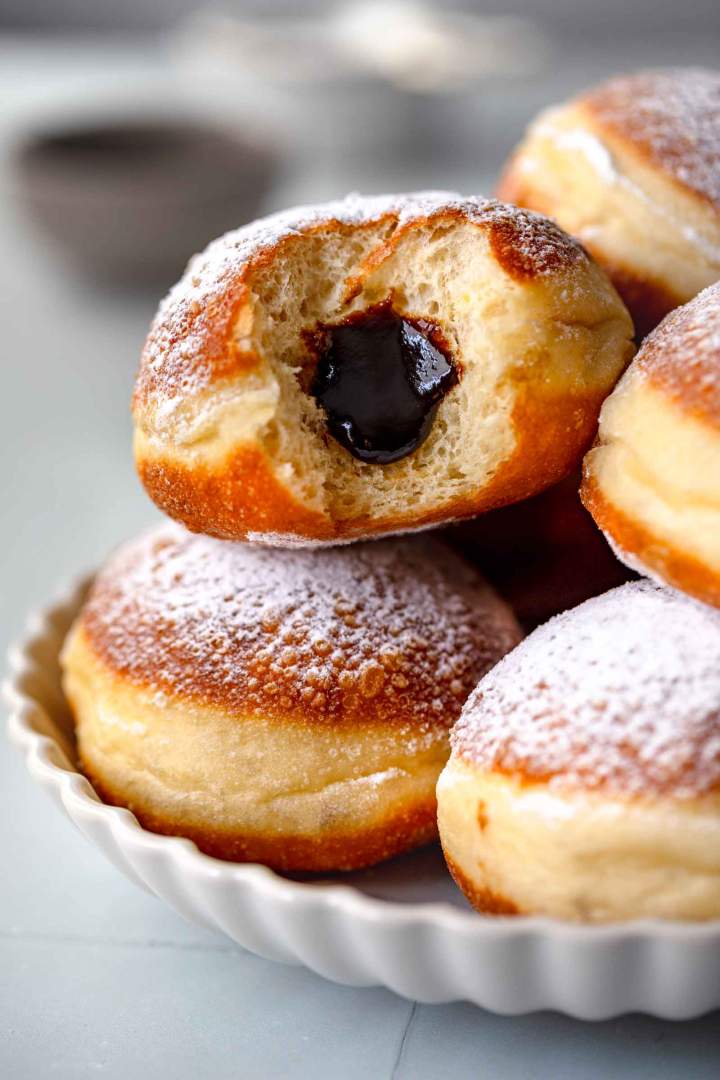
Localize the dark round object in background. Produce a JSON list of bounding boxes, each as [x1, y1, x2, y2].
[[14, 119, 280, 286]]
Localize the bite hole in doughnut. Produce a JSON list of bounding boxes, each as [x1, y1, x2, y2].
[[209, 205, 632, 531], [244, 218, 515, 523], [307, 299, 460, 466]]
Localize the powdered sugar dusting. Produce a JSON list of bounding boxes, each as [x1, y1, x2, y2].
[[82, 524, 520, 733], [633, 280, 720, 425], [133, 191, 586, 413], [601, 529, 667, 586], [585, 68, 720, 209], [244, 512, 465, 548], [452, 580, 720, 798]]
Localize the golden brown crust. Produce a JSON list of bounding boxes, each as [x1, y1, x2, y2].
[[441, 848, 520, 915], [133, 194, 588, 417], [134, 223, 360, 414], [581, 470, 720, 608], [452, 580, 720, 798], [82, 758, 439, 872], [78, 525, 521, 727], [133, 192, 630, 545], [67, 524, 523, 874], [630, 282, 720, 427], [485, 208, 581, 280], [137, 384, 610, 544], [581, 68, 720, 212], [345, 201, 584, 300], [496, 169, 681, 340], [137, 445, 332, 544]]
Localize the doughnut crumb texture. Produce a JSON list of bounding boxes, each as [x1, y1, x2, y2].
[[62, 524, 520, 871], [133, 191, 634, 545]]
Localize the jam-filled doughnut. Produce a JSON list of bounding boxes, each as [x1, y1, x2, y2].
[[582, 282, 720, 608], [498, 68, 720, 338], [62, 524, 520, 872], [437, 581, 720, 922], [443, 470, 634, 630], [132, 192, 633, 546]]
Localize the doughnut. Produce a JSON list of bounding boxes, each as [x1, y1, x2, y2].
[[437, 581, 720, 922], [581, 282, 720, 608], [443, 470, 634, 629], [498, 68, 720, 337], [132, 191, 634, 546], [61, 524, 520, 872]]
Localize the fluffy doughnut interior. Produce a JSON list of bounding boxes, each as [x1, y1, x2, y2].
[[437, 759, 720, 922], [144, 215, 632, 531]]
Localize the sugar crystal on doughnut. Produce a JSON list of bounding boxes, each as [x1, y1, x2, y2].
[[82, 523, 519, 731], [584, 68, 720, 210], [452, 580, 720, 798]]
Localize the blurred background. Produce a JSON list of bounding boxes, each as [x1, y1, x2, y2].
[[1, 0, 719, 649], [1, 8, 718, 1070]]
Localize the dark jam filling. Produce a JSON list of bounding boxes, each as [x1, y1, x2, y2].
[[309, 302, 458, 465]]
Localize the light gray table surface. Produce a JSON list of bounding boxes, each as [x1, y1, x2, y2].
[[1, 34, 719, 1080]]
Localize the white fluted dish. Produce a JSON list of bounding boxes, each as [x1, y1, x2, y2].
[[4, 577, 720, 1020]]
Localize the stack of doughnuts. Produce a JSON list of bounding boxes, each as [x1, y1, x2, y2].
[[62, 67, 720, 921]]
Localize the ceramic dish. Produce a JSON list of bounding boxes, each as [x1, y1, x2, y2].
[[4, 576, 720, 1020]]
